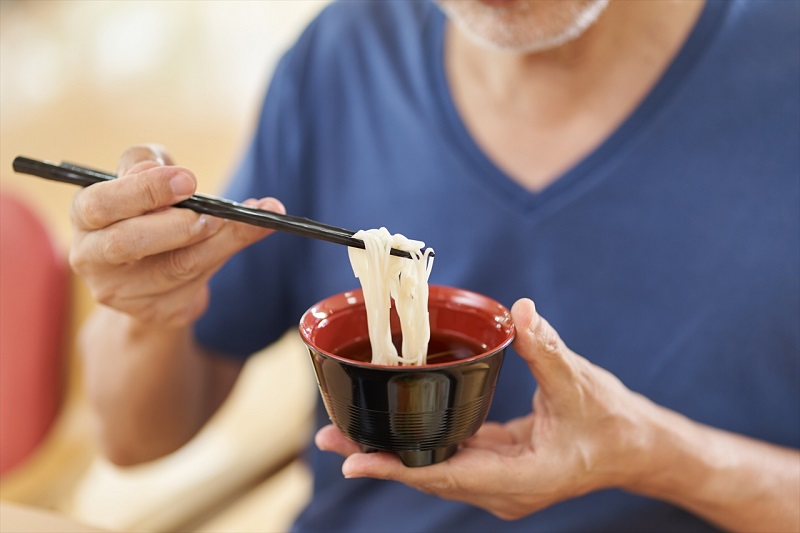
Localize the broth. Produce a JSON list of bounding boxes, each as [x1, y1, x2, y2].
[[335, 331, 487, 365]]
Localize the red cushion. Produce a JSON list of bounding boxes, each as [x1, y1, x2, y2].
[[0, 193, 69, 476]]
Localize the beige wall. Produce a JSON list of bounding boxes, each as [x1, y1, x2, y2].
[[1, 0, 328, 247]]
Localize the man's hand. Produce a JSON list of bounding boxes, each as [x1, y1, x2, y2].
[[74, 144, 283, 464], [317, 298, 800, 531], [70, 144, 285, 327], [316, 298, 654, 520]]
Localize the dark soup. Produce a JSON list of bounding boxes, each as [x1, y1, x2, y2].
[[335, 331, 487, 365]]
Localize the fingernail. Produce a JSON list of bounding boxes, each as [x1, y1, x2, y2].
[[170, 173, 194, 197], [526, 301, 540, 333], [528, 313, 540, 334], [343, 469, 360, 479], [342, 458, 358, 479]]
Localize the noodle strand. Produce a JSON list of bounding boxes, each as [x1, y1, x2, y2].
[[348, 228, 434, 366]]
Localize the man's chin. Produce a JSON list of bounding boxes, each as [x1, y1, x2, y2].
[[437, 0, 610, 55]]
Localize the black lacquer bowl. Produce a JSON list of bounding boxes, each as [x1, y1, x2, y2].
[[299, 285, 515, 467]]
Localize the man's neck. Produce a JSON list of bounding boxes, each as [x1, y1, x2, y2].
[[445, 0, 706, 192]]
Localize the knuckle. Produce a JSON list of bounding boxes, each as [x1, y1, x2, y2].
[[101, 226, 152, 265], [542, 329, 561, 355], [72, 190, 105, 229], [163, 249, 200, 282], [68, 246, 86, 274], [228, 216, 263, 245], [423, 472, 461, 495], [120, 144, 155, 162], [182, 213, 205, 239], [91, 282, 118, 308], [118, 145, 164, 176], [229, 220, 250, 243], [100, 232, 134, 265], [534, 317, 562, 356], [135, 175, 166, 211]]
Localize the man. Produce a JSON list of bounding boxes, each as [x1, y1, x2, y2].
[[71, 0, 799, 531]]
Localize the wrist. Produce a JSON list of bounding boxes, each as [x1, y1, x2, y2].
[[621, 400, 714, 501], [590, 390, 664, 493], [82, 305, 193, 365]]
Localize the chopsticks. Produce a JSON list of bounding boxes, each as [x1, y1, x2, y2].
[[12, 156, 431, 259]]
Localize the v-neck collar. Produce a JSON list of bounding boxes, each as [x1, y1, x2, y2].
[[429, 0, 729, 215]]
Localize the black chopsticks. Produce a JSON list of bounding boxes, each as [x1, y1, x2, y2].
[[12, 156, 431, 259]]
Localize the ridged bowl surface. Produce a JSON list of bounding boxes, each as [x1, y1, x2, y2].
[[299, 285, 514, 467]]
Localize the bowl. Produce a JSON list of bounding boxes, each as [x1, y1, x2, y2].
[[299, 285, 515, 467]]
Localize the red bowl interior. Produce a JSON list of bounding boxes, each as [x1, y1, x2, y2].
[[299, 285, 515, 368]]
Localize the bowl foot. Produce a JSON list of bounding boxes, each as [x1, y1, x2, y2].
[[395, 445, 458, 467]]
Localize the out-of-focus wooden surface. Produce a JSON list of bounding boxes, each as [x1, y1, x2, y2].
[[0, 501, 107, 533], [1, 2, 327, 531]]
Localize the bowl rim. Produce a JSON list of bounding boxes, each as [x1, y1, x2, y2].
[[298, 285, 516, 371]]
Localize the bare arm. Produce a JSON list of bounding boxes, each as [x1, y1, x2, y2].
[[72, 145, 284, 465], [79, 307, 241, 465], [629, 401, 800, 532], [317, 298, 800, 531]]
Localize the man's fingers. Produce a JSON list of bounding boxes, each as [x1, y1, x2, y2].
[[342, 451, 408, 480], [117, 144, 174, 177], [74, 207, 223, 269], [341, 446, 503, 496], [340, 449, 541, 521], [464, 417, 535, 451], [209, 197, 285, 258], [315, 425, 468, 486], [71, 143, 189, 230], [73, 196, 285, 326], [315, 425, 362, 456], [463, 422, 517, 448], [72, 164, 197, 230], [72, 196, 284, 291], [159, 198, 284, 283], [510, 298, 577, 394]]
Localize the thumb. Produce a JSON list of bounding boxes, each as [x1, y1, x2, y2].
[[510, 298, 577, 394]]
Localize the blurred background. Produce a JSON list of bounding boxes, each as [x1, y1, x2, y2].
[[0, 1, 328, 531]]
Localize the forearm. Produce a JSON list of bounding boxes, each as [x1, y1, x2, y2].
[[628, 401, 800, 532], [80, 306, 237, 465]]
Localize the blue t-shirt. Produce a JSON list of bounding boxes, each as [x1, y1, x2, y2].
[[196, 0, 800, 531]]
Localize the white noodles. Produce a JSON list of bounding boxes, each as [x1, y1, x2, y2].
[[348, 228, 435, 366]]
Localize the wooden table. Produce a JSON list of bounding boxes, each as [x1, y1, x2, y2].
[[0, 501, 106, 532]]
